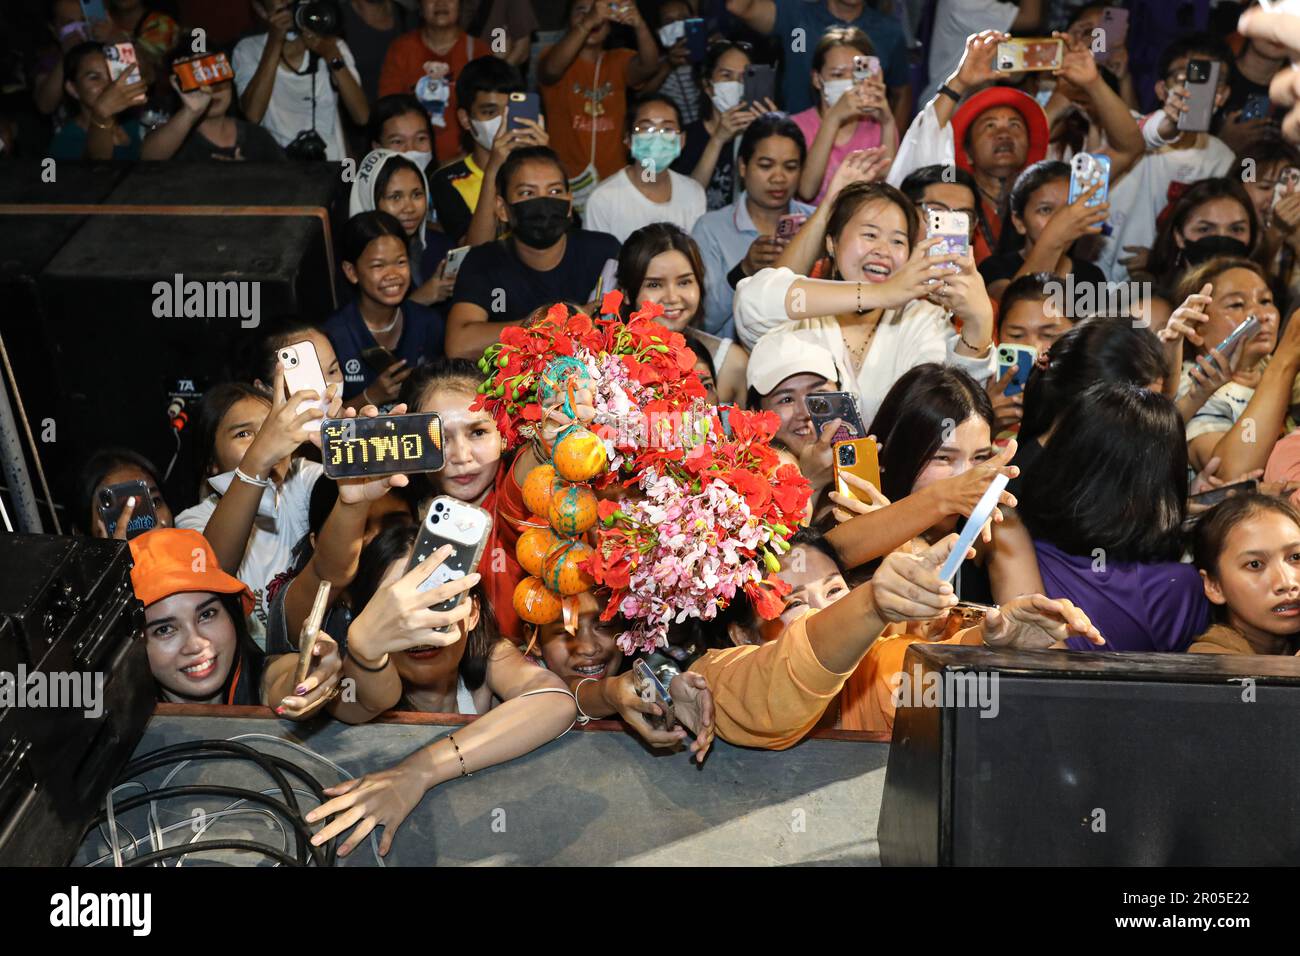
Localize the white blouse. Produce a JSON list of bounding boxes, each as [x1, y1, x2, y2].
[[733, 266, 997, 427]]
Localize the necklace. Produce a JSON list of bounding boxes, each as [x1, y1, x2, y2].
[[366, 310, 401, 336], [841, 310, 881, 372]]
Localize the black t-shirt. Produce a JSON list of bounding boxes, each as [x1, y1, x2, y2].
[[429, 157, 477, 245], [451, 229, 621, 324], [671, 119, 735, 211], [980, 250, 1108, 301], [1223, 60, 1273, 117], [172, 119, 287, 162]]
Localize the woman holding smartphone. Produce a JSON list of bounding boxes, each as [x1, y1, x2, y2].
[[734, 173, 997, 427], [302, 523, 578, 858], [323, 210, 446, 406]]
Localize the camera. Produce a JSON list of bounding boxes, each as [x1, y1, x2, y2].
[[837, 444, 857, 466], [292, 0, 341, 36], [278, 348, 300, 368], [1186, 58, 1210, 84], [807, 396, 830, 416], [98, 489, 115, 510], [284, 129, 328, 161]]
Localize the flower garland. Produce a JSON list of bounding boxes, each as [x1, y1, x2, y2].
[[474, 294, 810, 655]]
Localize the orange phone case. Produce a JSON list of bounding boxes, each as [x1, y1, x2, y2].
[[833, 437, 880, 501]]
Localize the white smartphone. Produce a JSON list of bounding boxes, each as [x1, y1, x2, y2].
[[406, 497, 493, 613], [927, 209, 970, 270], [939, 473, 1010, 583], [278, 340, 330, 432], [441, 244, 471, 280]]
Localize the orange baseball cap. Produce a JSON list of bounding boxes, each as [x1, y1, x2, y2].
[[128, 527, 255, 614]]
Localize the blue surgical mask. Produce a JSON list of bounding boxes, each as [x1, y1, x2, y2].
[[630, 131, 682, 175]]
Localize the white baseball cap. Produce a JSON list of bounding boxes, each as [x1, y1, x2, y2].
[[746, 333, 839, 395]]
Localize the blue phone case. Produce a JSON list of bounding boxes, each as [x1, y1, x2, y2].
[[939, 474, 1009, 582], [1068, 153, 1111, 207], [684, 19, 707, 64], [997, 345, 1036, 397]]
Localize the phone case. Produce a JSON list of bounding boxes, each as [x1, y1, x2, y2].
[[295, 581, 332, 685], [1068, 153, 1111, 207], [173, 52, 233, 92], [1178, 60, 1221, 133], [104, 42, 140, 85], [776, 214, 808, 239], [853, 55, 882, 81], [939, 474, 1009, 582], [927, 209, 970, 263], [742, 64, 776, 109], [279, 340, 330, 432], [1242, 95, 1271, 122], [804, 392, 865, 446], [320, 413, 444, 479], [833, 438, 880, 501], [633, 659, 676, 731], [1274, 167, 1300, 211], [995, 39, 1064, 72], [359, 345, 399, 371], [684, 19, 707, 64], [442, 245, 471, 279], [1215, 314, 1262, 355], [997, 344, 1037, 397], [97, 479, 158, 539], [407, 498, 493, 613], [1097, 8, 1128, 62], [507, 92, 541, 129]]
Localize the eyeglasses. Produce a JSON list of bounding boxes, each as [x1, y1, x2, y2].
[[631, 123, 680, 135]]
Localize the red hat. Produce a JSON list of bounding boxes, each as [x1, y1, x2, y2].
[[129, 528, 255, 614], [950, 87, 1049, 175]]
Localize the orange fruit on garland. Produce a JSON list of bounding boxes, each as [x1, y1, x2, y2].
[[516, 526, 560, 577], [543, 540, 595, 595], [522, 463, 559, 518], [548, 481, 598, 536], [552, 428, 608, 483], [513, 576, 562, 625]]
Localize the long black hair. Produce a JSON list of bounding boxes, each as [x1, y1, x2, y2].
[[192, 381, 271, 495], [868, 364, 996, 503], [1018, 381, 1187, 563], [995, 159, 1070, 256], [1145, 177, 1259, 286], [1019, 317, 1168, 446], [349, 523, 496, 691]]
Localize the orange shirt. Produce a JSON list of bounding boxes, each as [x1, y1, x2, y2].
[[378, 29, 488, 164], [479, 450, 529, 645], [540, 47, 637, 181]]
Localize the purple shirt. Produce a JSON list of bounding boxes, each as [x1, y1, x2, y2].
[[1033, 539, 1209, 653]]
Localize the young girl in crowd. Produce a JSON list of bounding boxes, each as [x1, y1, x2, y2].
[[348, 151, 455, 308], [792, 27, 894, 207], [323, 210, 446, 405], [1175, 257, 1299, 479], [979, 160, 1109, 304], [992, 381, 1209, 652], [616, 223, 749, 405], [176, 372, 339, 642], [1191, 494, 1300, 656], [129, 528, 264, 705], [735, 177, 997, 426], [302, 524, 579, 858], [1144, 178, 1261, 297], [984, 274, 1078, 434], [77, 447, 173, 538]]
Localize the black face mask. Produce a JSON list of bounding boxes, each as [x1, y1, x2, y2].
[[1181, 234, 1250, 266], [509, 197, 571, 249]]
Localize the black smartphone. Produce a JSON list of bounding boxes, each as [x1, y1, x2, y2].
[[359, 345, 399, 372], [97, 479, 158, 539], [742, 64, 776, 109], [320, 413, 444, 479], [507, 91, 542, 130], [1189, 479, 1259, 509], [683, 18, 707, 64], [406, 497, 493, 613], [803, 391, 865, 445]]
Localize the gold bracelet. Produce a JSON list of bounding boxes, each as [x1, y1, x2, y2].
[[448, 734, 471, 777], [89, 115, 115, 130]]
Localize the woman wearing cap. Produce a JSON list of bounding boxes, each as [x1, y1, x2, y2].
[[734, 169, 997, 429], [130, 528, 267, 706]]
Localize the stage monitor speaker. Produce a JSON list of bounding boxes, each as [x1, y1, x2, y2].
[[878, 644, 1300, 866]]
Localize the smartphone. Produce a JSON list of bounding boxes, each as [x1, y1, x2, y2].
[[995, 38, 1064, 72], [104, 42, 141, 85], [1215, 314, 1262, 356], [97, 479, 158, 540], [633, 659, 677, 732], [507, 92, 541, 131], [1273, 167, 1300, 211], [406, 497, 493, 613], [80, 0, 109, 24], [278, 340, 330, 432], [852, 55, 882, 82], [938, 473, 1010, 582], [804, 391, 865, 445], [172, 52, 234, 92], [1068, 152, 1111, 208], [359, 345, 398, 372], [1178, 59, 1221, 133], [776, 213, 808, 240], [927, 208, 970, 266], [1241, 93, 1272, 122], [833, 437, 880, 501], [320, 413, 445, 479], [1096, 7, 1129, 63], [295, 581, 332, 686], [683, 18, 707, 65], [1188, 479, 1260, 509], [442, 244, 471, 280], [742, 64, 776, 110], [997, 344, 1037, 397]]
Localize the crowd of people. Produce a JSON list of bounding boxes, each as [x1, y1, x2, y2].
[[12, 0, 1300, 856]]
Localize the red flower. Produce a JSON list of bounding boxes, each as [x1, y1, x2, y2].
[[772, 467, 812, 517], [684, 442, 714, 475], [727, 467, 772, 513], [597, 499, 620, 522], [745, 576, 791, 620], [600, 290, 624, 316], [521, 404, 543, 422]]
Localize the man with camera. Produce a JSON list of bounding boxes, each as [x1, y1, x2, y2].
[[235, 0, 370, 161]]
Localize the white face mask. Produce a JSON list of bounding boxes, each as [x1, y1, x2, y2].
[[285, 30, 299, 42], [822, 78, 854, 107], [658, 20, 686, 47], [400, 149, 433, 169], [711, 81, 744, 114], [471, 115, 503, 151]]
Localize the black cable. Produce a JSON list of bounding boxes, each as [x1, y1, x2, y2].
[[125, 840, 302, 868]]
